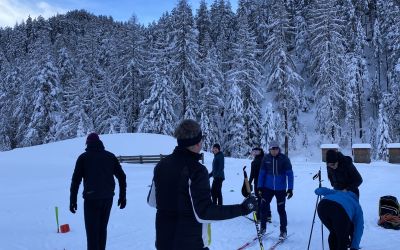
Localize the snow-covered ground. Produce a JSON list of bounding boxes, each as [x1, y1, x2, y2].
[[0, 133, 399, 250]]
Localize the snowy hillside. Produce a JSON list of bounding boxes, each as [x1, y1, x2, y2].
[[0, 133, 399, 250]]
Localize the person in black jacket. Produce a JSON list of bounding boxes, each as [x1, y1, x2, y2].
[[326, 149, 363, 197], [249, 147, 264, 219], [249, 147, 264, 197], [147, 119, 257, 250], [69, 133, 127, 250], [209, 143, 224, 205]]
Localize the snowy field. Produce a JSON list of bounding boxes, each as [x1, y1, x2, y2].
[[0, 133, 399, 250]]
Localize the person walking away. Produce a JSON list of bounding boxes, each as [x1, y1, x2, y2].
[[209, 143, 224, 205], [147, 119, 257, 250], [258, 140, 294, 239], [325, 149, 363, 197], [315, 187, 364, 250], [69, 133, 127, 250], [249, 147, 264, 218]]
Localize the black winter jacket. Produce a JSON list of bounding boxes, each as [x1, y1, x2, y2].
[[327, 152, 362, 197], [147, 146, 244, 250], [249, 153, 264, 193], [70, 140, 126, 203]]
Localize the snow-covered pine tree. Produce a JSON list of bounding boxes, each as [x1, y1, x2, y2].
[[92, 37, 122, 134], [198, 47, 224, 150], [209, 0, 235, 74], [117, 16, 147, 132], [307, 0, 347, 142], [344, 18, 369, 144], [224, 81, 247, 158], [261, 103, 277, 150], [264, 0, 303, 155], [23, 60, 63, 146], [230, 2, 263, 155], [368, 117, 377, 159], [170, 0, 201, 119], [372, 18, 383, 89], [195, 0, 211, 61], [376, 98, 391, 161], [137, 71, 177, 135]]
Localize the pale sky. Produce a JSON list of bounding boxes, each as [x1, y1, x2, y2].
[[0, 0, 238, 28]]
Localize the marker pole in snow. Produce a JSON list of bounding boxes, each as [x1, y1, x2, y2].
[[307, 169, 324, 250], [243, 166, 264, 250], [55, 206, 60, 233]]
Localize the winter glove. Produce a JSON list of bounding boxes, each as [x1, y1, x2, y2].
[[286, 189, 293, 199], [241, 196, 257, 215], [118, 197, 127, 209], [69, 202, 77, 214]]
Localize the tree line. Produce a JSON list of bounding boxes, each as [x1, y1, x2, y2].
[[0, 0, 399, 159]]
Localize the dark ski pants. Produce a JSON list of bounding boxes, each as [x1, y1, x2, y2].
[[155, 211, 209, 250], [211, 178, 223, 205], [260, 188, 287, 232], [317, 199, 352, 250], [84, 198, 113, 250]]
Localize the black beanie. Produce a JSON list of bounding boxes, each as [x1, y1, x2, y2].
[[326, 149, 338, 163]]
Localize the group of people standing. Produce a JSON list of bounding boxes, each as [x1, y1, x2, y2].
[[69, 119, 365, 250]]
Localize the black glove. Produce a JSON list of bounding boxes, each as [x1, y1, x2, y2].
[[241, 196, 257, 215], [286, 189, 293, 199], [118, 197, 127, 209], [69, 202, 77, 213]]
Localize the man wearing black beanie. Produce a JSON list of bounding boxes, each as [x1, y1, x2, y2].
[[325, 149, 363, 197], [147, 119, 257, 250], [70, 133, 127, 250]]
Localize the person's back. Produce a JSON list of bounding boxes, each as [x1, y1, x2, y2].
[[153, 147, 211, 249], [70, 133, 126, 250], [315, 187, 364, 250], [76, 142, 120, 199], [326, 150, 363, 197], [147, 119, 257, 250]]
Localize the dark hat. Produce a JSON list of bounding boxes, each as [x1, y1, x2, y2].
[[326, 149, 338, 163], [213, 143, 221, 150], [86, 133, 100, 143], [268, 140, 279, 149]]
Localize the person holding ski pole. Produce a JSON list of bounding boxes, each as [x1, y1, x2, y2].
[[315, 187, 364, 250], [147, 119, 257, 250], [249, 147, 264, 218], [257, 140, 294, 239], [69, 133, 127, 250]]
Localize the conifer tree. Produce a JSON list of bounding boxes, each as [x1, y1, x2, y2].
[[376, 100, 391, 161], [170, 0, 201, 119], [137, 71, 177, 135], [265, 0, 303, 154], [224, 81, 247, 158]]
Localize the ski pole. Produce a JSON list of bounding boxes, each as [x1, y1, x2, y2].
[[307, 169, 324, 250], [55, 206, 60, 233], [243, 166, 264, 250]]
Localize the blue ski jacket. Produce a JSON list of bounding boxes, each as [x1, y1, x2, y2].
[[257, 152, 294, 191], [315, 187, 364, 249]]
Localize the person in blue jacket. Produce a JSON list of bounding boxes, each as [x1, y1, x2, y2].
[[315, 187, 364, 250], [258, 140, 294, 239], [209, 143, 225, 205]]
